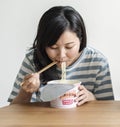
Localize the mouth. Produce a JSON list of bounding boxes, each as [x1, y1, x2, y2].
[[55, 61, 67, 68]]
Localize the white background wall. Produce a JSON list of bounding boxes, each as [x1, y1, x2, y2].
[[0, 0, 120, 107]]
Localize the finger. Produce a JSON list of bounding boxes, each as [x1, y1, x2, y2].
[[76, 94, 86, 102], [23, 84, 35, 93], [21, 80, 33, 91], [77, 95, 88, 106], [29, 73, 39, 79], [26, 88, 35, 93], [24, 76, 37, 85], [77, 98, 87, 106], [78, 85, 86, 90], [76, 89, 85, 97], [24, 73, 35, 80], [23, 79, 39, 92]]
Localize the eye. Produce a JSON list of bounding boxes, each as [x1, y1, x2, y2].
[[65, 44, 75, 49], [49, 45, 58, 49], [65, 46, 73, 49]]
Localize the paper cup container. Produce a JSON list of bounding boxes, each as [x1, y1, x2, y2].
[[49, 80, 81, 108]]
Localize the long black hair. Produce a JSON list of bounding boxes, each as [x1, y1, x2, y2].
[[32, 6, 87, 83]]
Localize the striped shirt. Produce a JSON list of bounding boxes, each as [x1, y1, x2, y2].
[[8, 46, 114, 102]]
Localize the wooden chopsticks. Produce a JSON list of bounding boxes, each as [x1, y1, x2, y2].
[[37, 61, 57, 74], [20, 61, 57, 86]]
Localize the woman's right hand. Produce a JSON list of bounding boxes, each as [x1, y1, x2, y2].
[[21, 73, 40, 93]]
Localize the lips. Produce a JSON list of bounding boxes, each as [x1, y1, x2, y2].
[[56, 62, 66, 68]]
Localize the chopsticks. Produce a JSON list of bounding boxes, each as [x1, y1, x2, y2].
[[37, 61, 57, 74], [20, 61, 57, 86]]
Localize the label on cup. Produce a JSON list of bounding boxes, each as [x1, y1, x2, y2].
[[50, 83, 80, 108]]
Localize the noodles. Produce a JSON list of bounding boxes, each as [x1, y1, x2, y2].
[[61, 62, 66, 80]]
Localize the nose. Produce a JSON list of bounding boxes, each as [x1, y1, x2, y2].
[[58, 48, 66, 61]]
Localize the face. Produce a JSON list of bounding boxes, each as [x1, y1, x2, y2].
[[46, 30, 81, 68]]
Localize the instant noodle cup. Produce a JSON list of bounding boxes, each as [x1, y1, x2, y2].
[[48, 80, 81, 108]]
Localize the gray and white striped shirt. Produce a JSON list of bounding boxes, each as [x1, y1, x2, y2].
[[8, 46, 114, 102]]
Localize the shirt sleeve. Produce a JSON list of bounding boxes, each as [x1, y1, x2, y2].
[[94, 59, 114, 100], [7, 51, 36, 102]]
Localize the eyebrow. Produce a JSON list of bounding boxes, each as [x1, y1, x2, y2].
[[52, 42, 75, 47], [65, 42, 75, 45]]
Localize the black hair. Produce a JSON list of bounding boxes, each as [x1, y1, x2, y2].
[[31, 6, 87, 83]]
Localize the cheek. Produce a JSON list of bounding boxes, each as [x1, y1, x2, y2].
[[67, 50, 78, 58], [68, 47, 80, 58], [46, 49, 56, 58]]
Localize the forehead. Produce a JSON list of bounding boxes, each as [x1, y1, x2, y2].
[[56, 30, 80, 45]]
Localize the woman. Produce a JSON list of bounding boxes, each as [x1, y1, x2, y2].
[[8, 6, 114, 106]]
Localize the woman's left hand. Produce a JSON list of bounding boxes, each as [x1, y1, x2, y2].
[[76, 85, 96, 106]]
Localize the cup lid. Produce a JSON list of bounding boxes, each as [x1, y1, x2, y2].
[[40, 83, 75, 102]]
